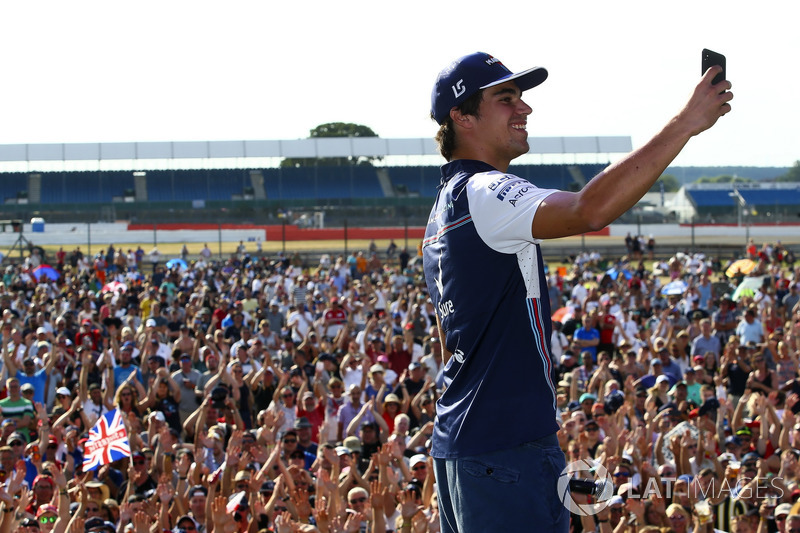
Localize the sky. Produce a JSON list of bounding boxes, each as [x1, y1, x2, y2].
[[0, 1, 798, 169]]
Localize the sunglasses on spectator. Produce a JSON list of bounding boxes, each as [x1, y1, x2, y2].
[[349, 497, 367, 504], [39, 516, 56, 524], [412, 465, 426, 471]]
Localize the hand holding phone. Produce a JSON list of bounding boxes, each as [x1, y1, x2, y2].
[[702, 49, 726, 87]]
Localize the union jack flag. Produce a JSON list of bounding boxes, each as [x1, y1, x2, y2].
[[82, 408, 131, 471]]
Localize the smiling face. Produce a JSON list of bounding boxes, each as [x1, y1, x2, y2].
[[453, 81, 532, 171]]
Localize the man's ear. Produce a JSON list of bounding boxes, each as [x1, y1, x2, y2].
[[449, 108, 473, 129]]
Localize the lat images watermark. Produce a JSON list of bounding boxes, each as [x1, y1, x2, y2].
[[558, 460, 785, 517], [557, 459, 614, 516]]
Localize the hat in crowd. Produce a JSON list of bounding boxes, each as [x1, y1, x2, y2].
[[121, 341, 135, 351], [408, 361, 422, 371], [36, 503, 58, 518], [603, 390, 625, 415], [8, 432, 25, 444], [176, 516, 201, 530], [608, 495, 624, 508], [383, 393, 401, 405], [343, 436, 362, 454], [658, 402, 679, 415], [84, 516, 116, 532], [698, 398, 720, 417], [776, 503, 792, 519], [234, 470, 251, 482], [259, 480, 275, 494], [579, 393, 596, 404], [650, 359, 662, 368], [189, 485, 208, 498], [655, 375, 670, 385], [86, 480, 111, 502], [318, 353, 336, 364], [180, 353, 191, 361], [81, 319, 92, 326], [145, 318, 157, 328], [33, 474, 55, 488], [725, 436, 742, 447], [736, 427, 754, 437], [294, 417, 313, 430], [335, 446, 351, 457], [36, 327, 47, 335], [369, 364, 384, 374], [301, 391, 315, 401], [742, 452, 760, 463], [410, 454, 428, 468], [430, 52, 548, 124], [377, 355, 390, 364], [718, 452, 736, 462], [20, 383, 34, 392]]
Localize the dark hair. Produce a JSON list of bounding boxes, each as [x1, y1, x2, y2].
[[433, 89, 484, 161]]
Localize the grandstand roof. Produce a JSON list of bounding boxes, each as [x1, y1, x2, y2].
[[0, 136, 632, 163]]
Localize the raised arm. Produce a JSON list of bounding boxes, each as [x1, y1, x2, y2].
[[530, 69, 732, 239]]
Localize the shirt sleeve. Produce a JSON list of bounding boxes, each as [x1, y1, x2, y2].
[[466, 172, 558, 253]]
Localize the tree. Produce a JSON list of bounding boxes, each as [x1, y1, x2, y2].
[[648, 174, 680, 193], [695, 174, 755, 184], [775, 160, 800, 182], [281, 122, 380, 168]]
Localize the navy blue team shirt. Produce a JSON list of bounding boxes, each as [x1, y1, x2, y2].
[[422, 159, 560, 458]]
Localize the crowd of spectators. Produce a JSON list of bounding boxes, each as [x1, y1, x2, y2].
[[557, 241, 800, 533], [0, 238, 798, 533], [0, 241, 440, 533]]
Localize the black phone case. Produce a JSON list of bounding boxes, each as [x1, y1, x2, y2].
[[702, 49, 726, 86]]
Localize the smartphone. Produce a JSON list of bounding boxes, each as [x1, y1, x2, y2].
[[702, 49, 726, 86]]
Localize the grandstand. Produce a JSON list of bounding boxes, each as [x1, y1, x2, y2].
[[0, 137, 629, 224], [671, 182, 800, 224]]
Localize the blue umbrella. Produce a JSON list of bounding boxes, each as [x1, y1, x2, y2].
[[661, 280, 688, 296], [165, 258, 188, 271], [605, 267, 632, 281], [33, 264, 59, 281]]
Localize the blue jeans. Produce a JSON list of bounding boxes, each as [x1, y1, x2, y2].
[[434, 433, 569, 533]]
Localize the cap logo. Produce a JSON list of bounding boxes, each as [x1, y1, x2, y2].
[[451, 79, 466, 98], [485, 56, 501, 66]]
